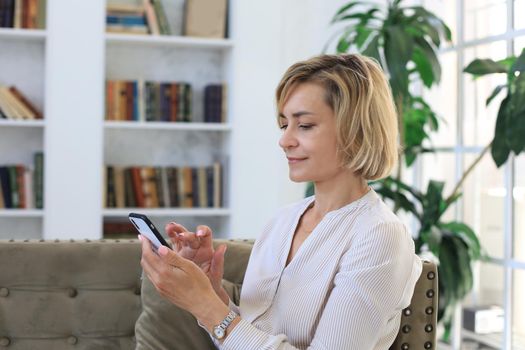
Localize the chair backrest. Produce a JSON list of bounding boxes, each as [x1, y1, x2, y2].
[[389, 260, 438, 350]]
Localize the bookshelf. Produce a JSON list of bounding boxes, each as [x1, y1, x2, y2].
[[1, 0, 289, 241], [102, 0, 233, 238], [0, 21, 46, 238]]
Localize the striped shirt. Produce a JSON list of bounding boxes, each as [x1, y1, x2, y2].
[[220, 189, 422, 350]]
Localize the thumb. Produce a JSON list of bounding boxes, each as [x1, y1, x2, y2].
[[210, 244, 227, 282]]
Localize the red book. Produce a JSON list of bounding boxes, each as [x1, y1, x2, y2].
[[16, 165, 26, 208], [131, 167, 145, 207]]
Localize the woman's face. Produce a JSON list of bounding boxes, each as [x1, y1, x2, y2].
[[279, 82, 344, 183]]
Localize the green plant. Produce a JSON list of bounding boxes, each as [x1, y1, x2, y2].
[[464, 48, 525, 167], [328, 0, 451, 167]]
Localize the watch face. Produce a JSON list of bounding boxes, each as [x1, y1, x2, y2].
[[213, 327, 225, 339]]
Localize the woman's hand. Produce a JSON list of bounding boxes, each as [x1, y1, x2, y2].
[[139, 236, 229, 326], [165, 222, 228, 303]]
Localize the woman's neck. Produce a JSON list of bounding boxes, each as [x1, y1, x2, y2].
[[309, 169, 369, 219]]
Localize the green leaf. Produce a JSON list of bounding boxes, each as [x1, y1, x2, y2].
[[332, 1, 367, 23], [510, 48, 525, 72], [355, 26, 374, 49], [336, 37, 351, 53], [464, 58, 508, 76], [414, 36, 441, 84], [507, 75, 525, 154], [486, 84, 506, 106], [439, 221, 481, 260], [362, 33, 381, 64], [384, 26, 412, 98], [491, 96, 511, 167], [412, 46, 434, 87]]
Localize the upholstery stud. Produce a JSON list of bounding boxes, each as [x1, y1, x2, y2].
[[67, 336, 78, 345], [68, 287, 78, 298], [425, 306, 434, 315], [403, 308, 412, 316], [402, 325, 411, 333], [0, 337, 10, 346], [0, 288, 8, 297], [424, 341, 433, 349], [401, 343, 409, 350], [426, 289, 435, 298], [425, 324, 434, 333], [427, 271, 435, 280]]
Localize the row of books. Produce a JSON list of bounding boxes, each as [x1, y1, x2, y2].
[[104, 163, 222, 209], [106, 80, 192, 122], [106, 0, 227, 39], [0, 0, 45, 29], [106, 0, 170, 36], [0, 85, 43, 120], [0, 152, 44, 209]]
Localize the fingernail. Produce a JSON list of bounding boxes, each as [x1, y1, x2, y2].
[[138, 235, 142, 241], [197, 229, 204, 236], [158, 246, 168, 256]]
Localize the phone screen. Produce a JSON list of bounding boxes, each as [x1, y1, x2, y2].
[[129, 213, 170, 251]]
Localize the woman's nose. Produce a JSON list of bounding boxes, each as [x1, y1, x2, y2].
[[279, 127, 298, 149]]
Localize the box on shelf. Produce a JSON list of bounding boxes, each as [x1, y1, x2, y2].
[[463, 305, 504, 334]]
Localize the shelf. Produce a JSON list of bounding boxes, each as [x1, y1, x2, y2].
[[462, 329, 525, 350], [0, 209, 44, 218], [0, 119, 45, 128], [105, 33, 233, 50], [104, 121, 231, 131], [0, 28, 46, 41], [103, 208, 231, 217]]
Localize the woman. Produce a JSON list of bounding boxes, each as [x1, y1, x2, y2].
[[139, 54, 422, 349]]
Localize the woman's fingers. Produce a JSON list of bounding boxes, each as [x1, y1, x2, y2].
[[210, 244, 227, 287], [195, 225, 213, 249], [165, 222, 189, 246]]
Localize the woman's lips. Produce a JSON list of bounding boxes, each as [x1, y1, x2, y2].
[[287, 157, 307, 164]]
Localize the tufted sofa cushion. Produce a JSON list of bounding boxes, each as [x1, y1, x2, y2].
[[389, 260, 438, 350], [0, 239, 142, 350]]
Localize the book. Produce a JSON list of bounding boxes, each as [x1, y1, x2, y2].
[[34, 152, 43, 209], [213, 162, 222, 208], [9, 86, 43, 119], [23, 166, 33, 209], [106, 166, 116, 208], [8, 166, 19, 208], [182, 166, 193, 207], [183, 0, 227, 38], [0, 176, 4, 208], [160, 167, 170, 208], [198, 166, 207, 208], [152, 0, 170, 35], [114, 166, 126, 208], [143, 0, 160, 35], [154, 167, 164, 207], [131, 167, 145, 207], [124, 168, 136, 207], [191, 167, 199, 208], [0, 167, 12, 208], [16, 165, 26, 208], [140, 167, 158, 207]]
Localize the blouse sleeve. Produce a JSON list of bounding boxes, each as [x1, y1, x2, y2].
[[219, 221, 422, 350]]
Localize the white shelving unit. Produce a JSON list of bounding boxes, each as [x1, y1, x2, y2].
[[0, 23, 46, 238], [1, 0, 291, 241]]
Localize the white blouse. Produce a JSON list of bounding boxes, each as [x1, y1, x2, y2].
[[220, 189, 422, 350]]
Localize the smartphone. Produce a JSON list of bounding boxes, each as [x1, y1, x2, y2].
[[129, 213, 171, 251]]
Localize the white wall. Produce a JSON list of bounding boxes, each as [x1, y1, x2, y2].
[[229, 0, 349, 238]]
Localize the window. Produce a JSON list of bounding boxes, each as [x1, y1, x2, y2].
[[420, 1, 525, 349]]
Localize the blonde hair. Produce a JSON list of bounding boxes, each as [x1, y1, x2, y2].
[[276, 54, 399, 180]]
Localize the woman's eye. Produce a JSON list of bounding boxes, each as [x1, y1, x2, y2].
[[299, 124, 313, 130], [280, 125, 288, 130]]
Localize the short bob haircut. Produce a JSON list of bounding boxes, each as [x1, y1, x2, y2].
[[276, 54, 399, 181]]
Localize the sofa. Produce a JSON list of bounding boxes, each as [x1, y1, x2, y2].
[[0, 239, 437, 349]]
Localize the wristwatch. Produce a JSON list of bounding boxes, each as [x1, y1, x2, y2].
[[212, 310, 238, 340]]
